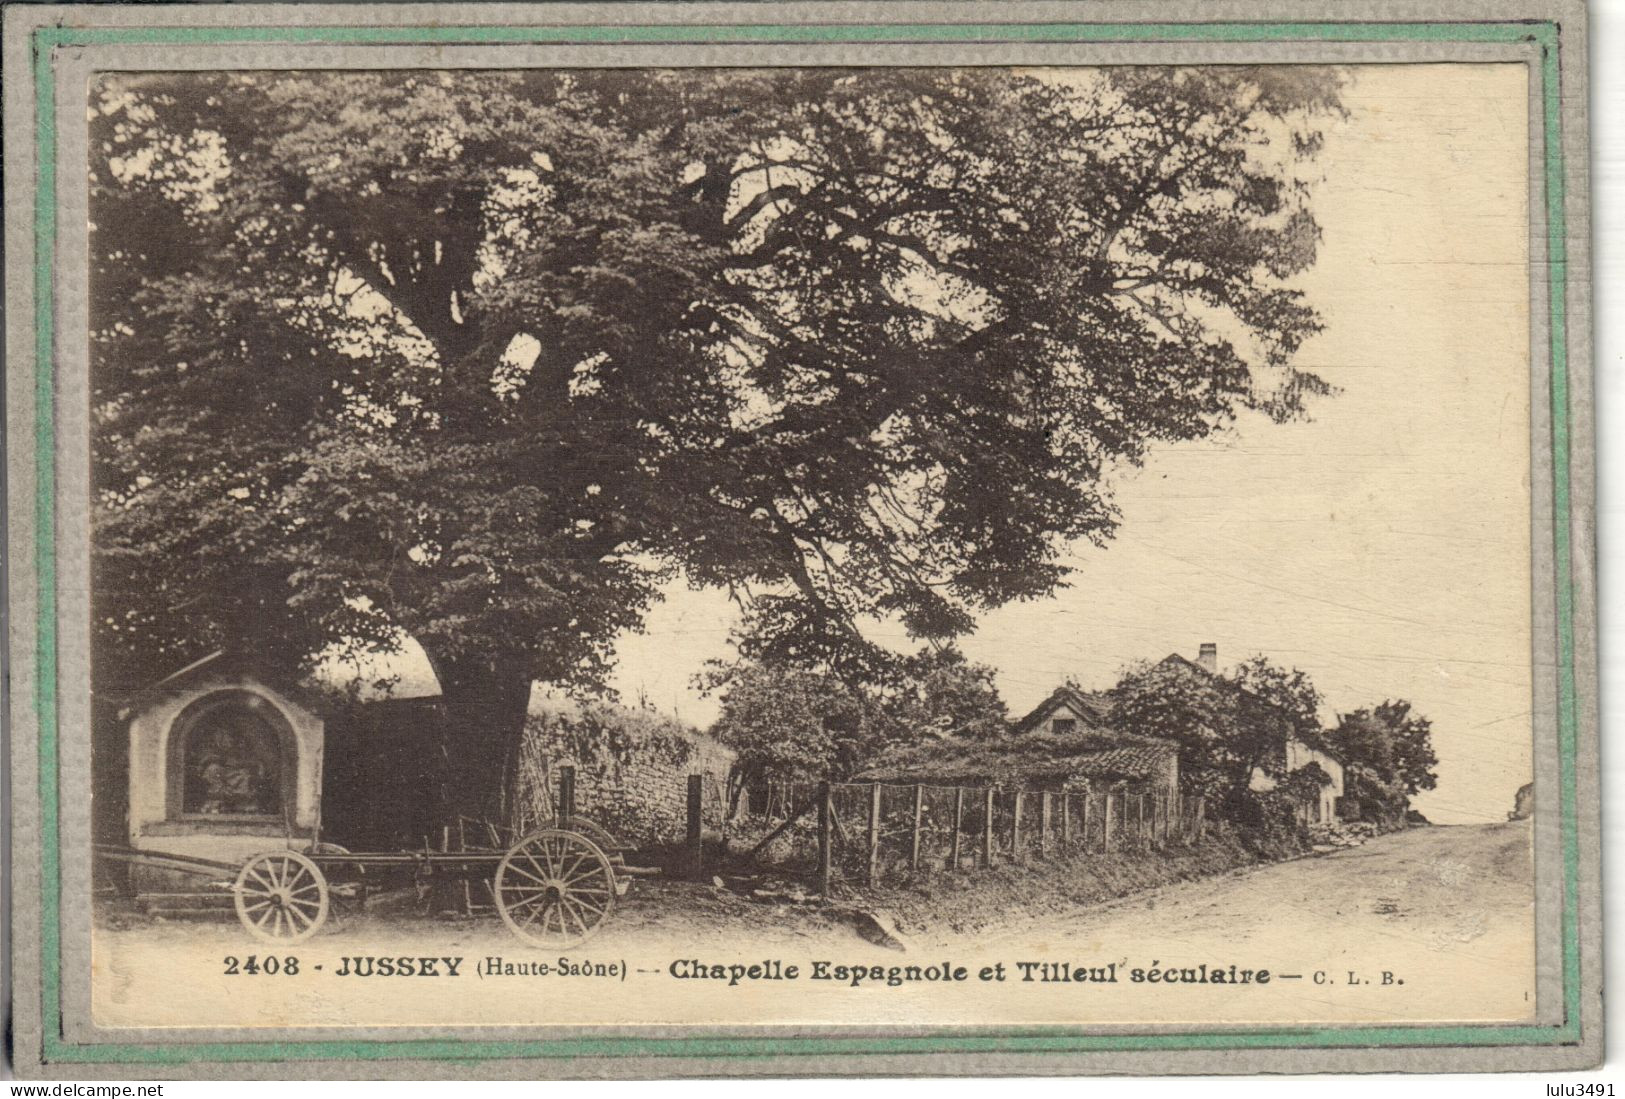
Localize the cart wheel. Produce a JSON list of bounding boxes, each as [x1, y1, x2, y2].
[[494, 829, 615, 947], [234, 850, 329, 943], [529, 815, 624, 857]]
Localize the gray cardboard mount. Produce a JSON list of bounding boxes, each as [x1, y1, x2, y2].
[[4, 0, 1599, 1078]]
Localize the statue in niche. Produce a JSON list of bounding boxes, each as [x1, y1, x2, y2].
[[183, 714, 280, 816]]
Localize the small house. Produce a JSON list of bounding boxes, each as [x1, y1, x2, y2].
[[1157, 643, 1346, 824], [1279, 734, 1346, 825]]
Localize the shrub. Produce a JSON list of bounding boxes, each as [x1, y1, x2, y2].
[[1215, 787, 1309, 857]]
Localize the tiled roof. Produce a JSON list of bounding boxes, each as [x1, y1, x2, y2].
[[1063, 742, 1180, 782], [856, 726, 1178, 787]]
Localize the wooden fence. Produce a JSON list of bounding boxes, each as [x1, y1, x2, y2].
[[741, 780, 1206, 897], [534, 768, 1211, 898]]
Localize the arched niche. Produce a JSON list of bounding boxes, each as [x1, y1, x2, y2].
[[126, 665, 324, 857], [163, 689, 297, 823]]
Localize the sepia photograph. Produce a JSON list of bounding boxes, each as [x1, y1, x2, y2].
[[4, 0, 1598, 1079]]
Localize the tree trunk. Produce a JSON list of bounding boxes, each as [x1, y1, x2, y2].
[[422, 649, 535, 840]]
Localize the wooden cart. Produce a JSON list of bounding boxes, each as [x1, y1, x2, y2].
[[95, 816, 635, 948]]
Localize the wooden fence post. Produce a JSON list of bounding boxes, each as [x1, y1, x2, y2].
[[1081, 787, 1091, 850], [1104, 791, 1116, 852], [1040, 792, 1052, 858], [1011, 790, 1025, 865], [1061, 793, 1072, 848], [686, 774, 704, 880], [558, 765, 576, 828], [910, 784, 924, 869], [951, 787, 965, 869], [1195, 795, 1206, 842], [818, 781, 833, 899], [983, 787, 996, 868], [868, 783, 883, 887]]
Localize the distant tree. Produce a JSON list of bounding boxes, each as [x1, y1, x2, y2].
[[873, 647, 1009, 745], [708, 663, 870, 814], [1380, 700, 1440, 798], [1107, 660, 1248, 795], [706, 646, 1005, 808], [1230, 654, 1324, 744], [1327, 699, 1438, 805], [91, 67, 1341, 830]]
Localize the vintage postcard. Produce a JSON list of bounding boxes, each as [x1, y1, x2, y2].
[[4, 0, 1599, 1078]]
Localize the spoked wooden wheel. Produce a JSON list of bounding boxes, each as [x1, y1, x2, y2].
[[494, 829, 615, 947], [529, 816, 623, 858], [234, 850, 329, 943]]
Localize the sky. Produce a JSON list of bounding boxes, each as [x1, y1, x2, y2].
[[364, 63, 1535, 825]]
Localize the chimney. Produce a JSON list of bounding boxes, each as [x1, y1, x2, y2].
[[1197, 642, 1218, 675]]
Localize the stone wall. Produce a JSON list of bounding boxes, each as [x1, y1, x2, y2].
[[512, 701, 735, 849]]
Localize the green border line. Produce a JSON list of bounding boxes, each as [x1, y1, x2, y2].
[[32, 19, 62, 1067], [29, 19, 1558, 46], [30, 18, 1581, 1066]]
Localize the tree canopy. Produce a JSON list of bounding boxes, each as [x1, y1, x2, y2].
[[1327, 698, 1439, 810], [1106, 653, 1324, 796], [1229, 653, 1324, 744], [874, 647, 1009, 743], [708, 646, 1007, 800], [91, 67, 1340, 820], [707, 663, 869, 810]]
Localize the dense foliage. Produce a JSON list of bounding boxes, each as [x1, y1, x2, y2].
[[1106, 653, 1322, 797], [91, 67, 1339, 824], [707, 663, 870, 812], [876, 647, 1009, 743], [1326, 699, 1438, 823], [709, 646, 1006, 806]]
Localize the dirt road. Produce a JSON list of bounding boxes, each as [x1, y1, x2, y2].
[[981, 820, 1534, 957], [90, 823, 1535, 1030]]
